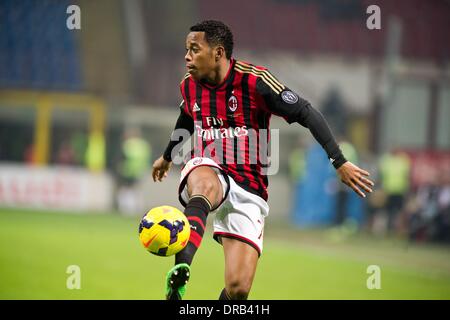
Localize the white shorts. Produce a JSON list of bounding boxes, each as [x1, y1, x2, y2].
[[179, 157, 269, 256]]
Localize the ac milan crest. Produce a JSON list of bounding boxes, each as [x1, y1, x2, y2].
[[228, 95, 238, 112]]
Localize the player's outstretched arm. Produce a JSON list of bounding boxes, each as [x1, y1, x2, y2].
[[336, 161, 374, 198], [255, 71, 374, 197], [152, 156, 172, 182]]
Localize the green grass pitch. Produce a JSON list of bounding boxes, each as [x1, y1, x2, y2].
[[1, 208, 449, 299]]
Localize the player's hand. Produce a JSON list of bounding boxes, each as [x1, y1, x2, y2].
[[336, 161, 374, 198], [152, 156, 172, 182]]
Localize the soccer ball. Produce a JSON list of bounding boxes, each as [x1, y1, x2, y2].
[[138, 205, 190, 257]]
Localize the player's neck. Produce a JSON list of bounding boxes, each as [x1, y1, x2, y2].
[[203, 59, 231, 86]]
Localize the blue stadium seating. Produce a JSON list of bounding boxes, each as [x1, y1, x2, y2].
[[0, 0, 82, 90]]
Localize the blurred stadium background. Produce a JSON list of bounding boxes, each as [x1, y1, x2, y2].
[[0, 0, 449, 299]]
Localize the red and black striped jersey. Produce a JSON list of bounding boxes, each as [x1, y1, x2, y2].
[[164, 58, 346, 201]]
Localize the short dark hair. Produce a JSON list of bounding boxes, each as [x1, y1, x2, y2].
[[190, 20, 234, 59]]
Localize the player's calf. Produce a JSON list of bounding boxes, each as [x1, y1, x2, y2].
[[175, 166, 223, 266], [175, 194, 211, 265]]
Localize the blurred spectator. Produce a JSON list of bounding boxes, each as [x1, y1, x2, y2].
[[407, 174, 438, 242], [117, 127, 151, 215], [288, 137, 306, 185], [379, 150, 411, 234], [435, 175, 450, 243], [71, 131, 88, 166], [407, 172, 450, 243], [55, 139, 76, 165], [85, 131, 106, 172], [366, 188, 387, 235], [321, 87, 347, 137], [24, 143, 37, 166]]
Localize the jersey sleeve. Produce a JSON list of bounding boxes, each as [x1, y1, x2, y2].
[[179, 76, 193, 118], [255, 71, 309, 123], [178, 99, 191, 118], [256, 71, 347, 169], [163, 106, 194, 162], [162, 83, 195, 162]]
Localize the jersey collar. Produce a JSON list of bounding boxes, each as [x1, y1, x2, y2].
[[198, 58, 235, 91]]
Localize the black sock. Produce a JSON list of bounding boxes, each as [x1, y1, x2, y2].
[[175, 195, 211, 266], [219, 288, 231, 300]]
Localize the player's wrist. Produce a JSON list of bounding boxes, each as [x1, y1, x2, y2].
[[331, 155, 347, 170], [163, 151, 172, 162]]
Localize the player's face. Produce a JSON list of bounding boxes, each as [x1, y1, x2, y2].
[[185, 32, 217, 80]]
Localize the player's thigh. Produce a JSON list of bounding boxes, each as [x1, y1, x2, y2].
[[186, 166, 223, 206], [222, 237, 259, 290]]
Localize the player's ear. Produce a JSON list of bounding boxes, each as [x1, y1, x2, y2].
[[215, 46, 225, 61]]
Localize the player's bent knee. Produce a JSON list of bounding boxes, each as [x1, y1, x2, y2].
[[226, 279, 252, 300], [191, 178, 216, 195], [187, 168, 222, 204]]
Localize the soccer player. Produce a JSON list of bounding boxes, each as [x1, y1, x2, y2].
[[152, 20, 374, 300]]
